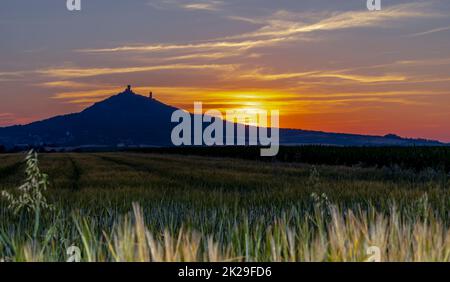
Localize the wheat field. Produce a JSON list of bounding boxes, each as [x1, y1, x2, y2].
[[0, 151, 449, 262]]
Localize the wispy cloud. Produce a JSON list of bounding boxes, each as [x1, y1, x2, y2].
[[36, 63, 238, 79], [77, 36, 291, 53], [78, 1, 439, 73], [0, 113, 14, 118], [38, 81, 94, 88], [409, 25, 450, 37], [183, 1, 224, 11], [310, 73, 406, 83], [237, 68, 406, 84], [223, 2, 438, 41], [147, 0, 224, 12], [52, 88, 118, 101], [159, 51, 240, 61], [0, 71, 27, 81]]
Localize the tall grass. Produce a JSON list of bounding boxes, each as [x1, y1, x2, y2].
[[0, 152, 450, 262], [3, 202, 450, 262]]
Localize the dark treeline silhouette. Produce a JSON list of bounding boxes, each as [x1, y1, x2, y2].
[[128, 146, 450, 172]]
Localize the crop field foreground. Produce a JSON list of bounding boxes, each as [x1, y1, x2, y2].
[[0, 152, 450, 262]]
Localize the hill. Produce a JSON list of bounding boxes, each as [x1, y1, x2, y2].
[[0, 86, 445, 149]]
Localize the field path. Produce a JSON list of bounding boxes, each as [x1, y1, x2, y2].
[[67, 155, 82, 191], [95, 154, 152, 173]]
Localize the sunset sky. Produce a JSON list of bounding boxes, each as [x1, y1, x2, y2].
[[1, 0, 450, 141]]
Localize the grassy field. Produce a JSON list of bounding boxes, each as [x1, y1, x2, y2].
[[0, 151, 450, 262]]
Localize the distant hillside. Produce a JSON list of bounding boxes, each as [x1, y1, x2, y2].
[[0, 87, 177, 149], [279, 129, 444, 146], [0, 87, 445, 150]]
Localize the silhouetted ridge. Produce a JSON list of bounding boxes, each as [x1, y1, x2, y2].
[[0, 86, 446, 149], [0, 86, 178, 148]]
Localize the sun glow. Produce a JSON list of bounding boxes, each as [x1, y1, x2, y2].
[[209, 92, 281, 127]]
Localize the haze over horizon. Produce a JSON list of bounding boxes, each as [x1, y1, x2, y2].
[[1, 0, 450, 142]]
